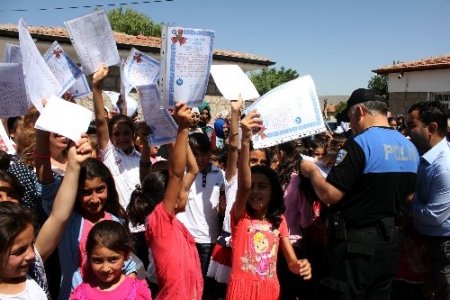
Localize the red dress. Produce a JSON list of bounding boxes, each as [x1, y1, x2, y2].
[[146, 203, 203, 300], [226, 211, 289, 300]]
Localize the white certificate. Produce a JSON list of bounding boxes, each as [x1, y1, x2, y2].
[[245, 75, 326, 149], [64, 10, 120, 75], [0, 63, 28, 118], [44, 41, 83, 95], [137, 84, 178, 146], [35, 95, 92, 142], [160, 26, 214, 107], [4, 44, 22, 63], [0, 121, 15, 154], [19, 18, 62, 112], [124, 48, 160, 91], [210, 65, 259, 101], [66, 71, 91, 99]]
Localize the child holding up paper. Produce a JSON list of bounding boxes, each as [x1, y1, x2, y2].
[[92, 65, 151, 210], [226, 111, 312, 300], [0, 135, 92, 299]]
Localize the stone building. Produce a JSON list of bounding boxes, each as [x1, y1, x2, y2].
[[373, 54, 450, 115], [0, 24, 275, 117]]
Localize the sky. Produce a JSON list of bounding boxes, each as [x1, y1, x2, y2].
[[1, 0, 449, 96]]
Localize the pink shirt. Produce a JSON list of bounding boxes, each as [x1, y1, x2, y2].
[[227, 211, 289, 300], [70, 277, 151, 300], [146, 203, 203, 300]]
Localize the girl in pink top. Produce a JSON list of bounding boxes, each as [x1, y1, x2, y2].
[[128, 103, 203, 299], [226, 111, 312, 300], [70, 220, 151, 300]]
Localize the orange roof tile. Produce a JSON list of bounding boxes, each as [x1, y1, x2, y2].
[[373, 54, 450, 74], [0, 23, 274, 65]]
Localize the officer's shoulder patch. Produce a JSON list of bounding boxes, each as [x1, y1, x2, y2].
[[335, 149, 348, 166]]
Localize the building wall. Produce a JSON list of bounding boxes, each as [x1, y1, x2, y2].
[[388, 69, 450, 93], [388, 92, 428, 115], [386, 69, 450, 115]]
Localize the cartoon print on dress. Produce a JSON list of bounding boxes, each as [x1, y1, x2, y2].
[[241, 223, 279, 278]]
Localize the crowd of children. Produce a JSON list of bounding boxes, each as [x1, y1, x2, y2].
[[3, 60, 435, 300]]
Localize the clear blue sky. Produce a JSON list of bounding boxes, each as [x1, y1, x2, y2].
[[1, 0, 449, 95]]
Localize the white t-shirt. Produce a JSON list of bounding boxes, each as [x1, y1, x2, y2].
[[177, 164, 225, 243], [222, 174, 238, 233], [100, 141, 141, 209], [0, 276, 47, 300]]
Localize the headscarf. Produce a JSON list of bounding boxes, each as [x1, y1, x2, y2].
[[214, 118, 227, 139]]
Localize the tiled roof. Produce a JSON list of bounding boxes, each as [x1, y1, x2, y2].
[[0, 23, 275, 65], [373, 54, 450, 74]]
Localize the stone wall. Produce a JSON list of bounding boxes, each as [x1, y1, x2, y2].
[[388, 92, 428, 115]]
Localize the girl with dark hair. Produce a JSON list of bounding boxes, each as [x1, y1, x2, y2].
[[91, 65, 151, 210], [0, 136, 92, 299], [70, 220, 151, 299], [57, 156, 137, 299], [226, 111, 311, 300], [143, 103, 204, 299]]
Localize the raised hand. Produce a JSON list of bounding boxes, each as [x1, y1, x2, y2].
[[67, 133, 92, 166], [230, 94, 243, 112], [174, 103, 193, 129], [92, 64, 109, 89], [240, 109, 262, 141]]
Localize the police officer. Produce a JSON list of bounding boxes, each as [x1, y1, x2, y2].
[[300, 88, 419, 300]]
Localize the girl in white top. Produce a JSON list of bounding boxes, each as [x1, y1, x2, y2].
[[92, 65, 152, 210], [0, 136, 92, 299]]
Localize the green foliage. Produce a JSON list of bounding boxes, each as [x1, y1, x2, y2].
[[250, 67, 299, 95], [107, 7, 162, 37], [368, 74, 389, 102], [334, 101, 347, 114]]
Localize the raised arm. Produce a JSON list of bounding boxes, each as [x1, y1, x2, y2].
[[92, 65, 110, 151], [232, 110, 262, 223], [35, 134, 92, 261], [135, 122, 152, 182], [225, 97, 242, 182], [34, 129, 53, 184], [177, 142, 199, 211], [163, 103, 192, 214]]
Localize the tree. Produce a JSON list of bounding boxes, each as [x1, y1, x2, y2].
[[250, 67, 299, 95], [368, 74, 389, 102], [107, 7, 162, 37]]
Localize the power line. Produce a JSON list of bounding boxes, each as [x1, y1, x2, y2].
[[0, 0, 174, 13]]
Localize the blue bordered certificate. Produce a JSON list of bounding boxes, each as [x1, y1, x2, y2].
[[245, 75, 326, 149], [160, 26, 214, 108], [44, 41, 83, 95], [137, 84, 178, 146], [124, 48, 160, 93]]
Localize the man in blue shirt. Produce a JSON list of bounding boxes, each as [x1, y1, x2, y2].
[[407, 100, 450, 300]]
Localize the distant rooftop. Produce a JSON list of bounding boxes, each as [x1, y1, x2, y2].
[[0, 23, 275, 66], [373, 54, 450, 74]]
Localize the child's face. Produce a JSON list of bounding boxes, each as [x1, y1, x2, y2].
[[194, 151, 211, 172], [111, 123, 134, 152], [249, 150, 267, 167], [0, 223, 35, 281], [248, 173, 271, 212], [313, 147, 325, 160], [80, 177, 108, 219], [89, 245, 126, 285], [0, 180, 20, 203]]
